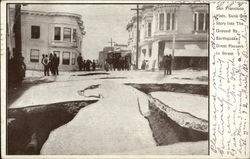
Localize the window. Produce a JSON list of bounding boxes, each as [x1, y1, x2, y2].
[[159, 13, 164, 31], [166, 13, 175, 30], [148, 22, 152, 37], [31, 26, 40, 39], [72, 53, 76, 65], [54, 27, 61, 40], [194, 13, 197, 31], [62, 52, 70, 65], [149, 48, 152, 57], [198, 13, 204, 30], [205, 13, 209, 30], [63, 28, 71, 42], [30, 49, 39, 62], [142, 49, 146, 56], [172, 13, 175, 30], [166, 13, 171, 30], [53, 51, 60, 63], [73, 29, 77, 42], [194, 12, 208, 31], [155, 14, 158, 31]]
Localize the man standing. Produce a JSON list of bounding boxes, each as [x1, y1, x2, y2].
[[86, 59, 92, 71], [77, 54, 83, 71], [164, 55, 168, 76], [167, 54, 172, 75], [43, 55, 50, 76], [168, 54, 172, 75], [49, 53, 55, 75], [83, 60, 86, 71], [41, 54, 46, 76], [54, 53, 59, 75], [92, 60, 96, 71]]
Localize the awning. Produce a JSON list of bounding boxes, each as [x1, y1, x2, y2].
[[164, 41, 208, 57]]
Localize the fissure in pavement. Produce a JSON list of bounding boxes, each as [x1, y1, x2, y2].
[[7, 100, 98, 155], [126, 83, 208, 96], [131, 83, 208, 146], [8, 83, 208, 155]]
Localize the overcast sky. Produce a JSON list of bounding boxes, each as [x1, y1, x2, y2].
[[22, 4, 135, 60]]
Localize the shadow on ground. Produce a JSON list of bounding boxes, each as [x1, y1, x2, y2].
[[146, 101, 208, 146], [7, 100, 98, 155], [126, 83, 208, 96], [72, 72, 109, 76], [8, 78, 55, 107], [130, 82, 208, 147]]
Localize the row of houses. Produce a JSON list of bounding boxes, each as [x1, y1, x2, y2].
[[126, 4, 209, 70], [7, 5, 85, 71]]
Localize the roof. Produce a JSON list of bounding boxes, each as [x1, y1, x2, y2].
[[19, 9, 82, 19]]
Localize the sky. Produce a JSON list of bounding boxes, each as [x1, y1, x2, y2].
[[22, 4, 135, 60]]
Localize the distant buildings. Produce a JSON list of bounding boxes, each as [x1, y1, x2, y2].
[[98, 44, 130, 69], [7, 7, 86, 71], [126, 4, 208, 70], [126, 13, 142, 69]]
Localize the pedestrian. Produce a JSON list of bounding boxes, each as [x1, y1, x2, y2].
[[141, 60, 146, 70], [167, 54, 172, 75], [49, 53, 55, 75], [104, 60, 109, 72], [86, 59, 91, 71], [163, 55, 168, 76], [82, 60, 86, 71], [54, 53, 59, 75], [92, 60, 96, 71], [20, 56, 26, 80], [41, 54, 46, 76], [77, 54, 83, 71], [43, 55, 50, 76]]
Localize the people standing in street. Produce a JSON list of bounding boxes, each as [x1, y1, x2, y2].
[[164, 55, 168, 76], [54, 53, 59, 75], [104, 59, 109, 72], [92, 60, 96, 71], [77, 54, 83, 71], [167, 54, 172, 75], [41, 54, 46, 76], [82, 60, 86, 71], [49, 53, 55, 75], [43, 55, 50, 76], [86, 59, 92, 71]]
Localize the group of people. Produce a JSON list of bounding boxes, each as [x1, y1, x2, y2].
[[104, 58, 131, 72], [77, 54, 96, 71], [41, 53, 59, 76], [163, 54, 172, 75]]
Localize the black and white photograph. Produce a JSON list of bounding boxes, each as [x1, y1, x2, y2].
[[5, 2, 209, 155]]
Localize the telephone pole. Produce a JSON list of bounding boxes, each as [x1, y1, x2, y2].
[[131, 5, 143, 69], [13, 4, 22, 58], [108, 38, 116, 51]]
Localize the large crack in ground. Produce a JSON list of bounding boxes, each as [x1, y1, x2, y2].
[[131, 83, 208, 147], [8, 82, 208, 155], [126, 83, 208, 96], [145, 99, 208, 146], [8, 100, 98, 155]]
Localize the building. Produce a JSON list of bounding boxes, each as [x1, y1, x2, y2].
[[126, 13, 142, 69], [7, 7, 85, 71], [98, 44, 130, 69], [127, 4, 208, 70]]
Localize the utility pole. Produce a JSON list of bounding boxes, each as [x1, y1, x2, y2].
[[108, 38, 115, 51], [13, 4, 22, 58], [171, 8, 176, 70], [131, 4, 143, 69]]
